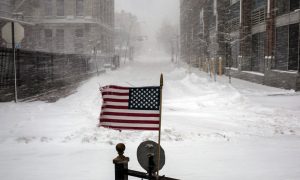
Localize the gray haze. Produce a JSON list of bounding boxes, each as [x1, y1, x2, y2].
[[115, 0, 180, 41]]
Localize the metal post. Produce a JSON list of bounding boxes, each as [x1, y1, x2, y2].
[[229, 65, 232, 84], [212, 58, 217, 82], [219, 57, 222, 76], [113, 143, 129, 180], [148, 155, 155, 179], [11, 22, 18, 103], [298, 18, 300, 73], [157, 74, 163, 179], [176, 34, 179, 66], [207, 58, 211, 80]]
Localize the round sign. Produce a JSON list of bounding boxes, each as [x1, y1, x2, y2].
[[137, 140, 165, 173], [1, 22, 24, 44]]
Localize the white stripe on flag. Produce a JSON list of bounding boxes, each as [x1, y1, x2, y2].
[[101, 115, 159, 121], [103, 102, 128, 106], [100, 122, 159, 128], [102, 108, 159, 114], [102, 95, 129, 100], [101, 88, 129, 93]]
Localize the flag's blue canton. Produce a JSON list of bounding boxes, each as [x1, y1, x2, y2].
[[128, 87, 160, 110]]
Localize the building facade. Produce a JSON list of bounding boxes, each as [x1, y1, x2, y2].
[[0, 0, 13, 47], [0, 0, 114, 56], [180, 0, 300, 90]]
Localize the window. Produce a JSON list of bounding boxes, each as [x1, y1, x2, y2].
[[75, 29, 84, 37], [252, 0, 266, 9], [45, 29, 52, 38], [56, 29, 64, 50], [56, 0, 64, 16], [230, 0, 240, 5], [276, 0, 290, 16], [231, 39, 240, 68], [290, 0, 300, 12], [288, 23, 299, 70], [213, 0, 217, 16], [251, 32, 265, 72], [199, 9, 204, 34], [275, 26, 289, 70], [44, 29, 53, 51], [228, 1, 240, 20], [44, 0, 53, 16], [76, 0, 84, 16], [75, 43, 84, 53], [275, 24, 300, 71]]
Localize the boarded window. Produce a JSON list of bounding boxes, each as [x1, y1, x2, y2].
[[56, 0, 64, 16]]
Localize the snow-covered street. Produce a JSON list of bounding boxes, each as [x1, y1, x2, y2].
[[1, 56, 300, 180]]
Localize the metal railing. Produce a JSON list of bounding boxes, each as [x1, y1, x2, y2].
[[113, 143, 179, 180]]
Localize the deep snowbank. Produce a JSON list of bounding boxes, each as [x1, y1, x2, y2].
[[0, 56, 300, 180]]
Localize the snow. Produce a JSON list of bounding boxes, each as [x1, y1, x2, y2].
[[242, 70, 265, 76], [1, 56, 300, 180], [271, 69, 298, 74]]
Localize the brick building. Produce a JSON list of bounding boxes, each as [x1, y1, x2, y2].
[[180, 0, 300, 90], [0, 0, 114, 56]]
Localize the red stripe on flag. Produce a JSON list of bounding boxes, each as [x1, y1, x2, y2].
[[100, 125, 159, 131], [102, 112, 160, 117], [103, 98, 129, 103], [100, 118, 159, 124], [101, 105, 129, 109], [108, 85, 129, 90]]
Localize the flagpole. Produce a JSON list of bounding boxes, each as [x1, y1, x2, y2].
[[157, 73, 163, 179]]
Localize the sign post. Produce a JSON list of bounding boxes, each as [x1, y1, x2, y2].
[[1, 22, 24, 103], [157, 73, 163, 178]]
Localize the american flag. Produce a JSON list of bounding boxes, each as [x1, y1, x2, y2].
[[99, 85, 161, 131]]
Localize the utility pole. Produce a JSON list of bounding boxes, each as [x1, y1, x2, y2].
[[188, 8, 193, 74]]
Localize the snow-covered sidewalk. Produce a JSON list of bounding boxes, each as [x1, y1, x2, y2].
[[0, 56, 300, 180]]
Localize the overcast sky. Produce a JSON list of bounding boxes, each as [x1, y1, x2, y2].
[[115, 0, 180, 39]]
